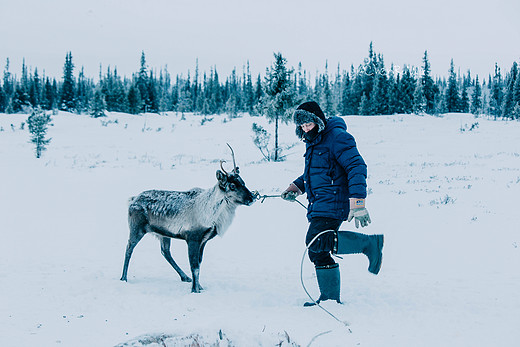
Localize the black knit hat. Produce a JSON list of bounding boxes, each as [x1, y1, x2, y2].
[[293, 101, 327, 139]]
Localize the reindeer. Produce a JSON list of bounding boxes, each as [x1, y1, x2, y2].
[[120, 145, 256, 293]]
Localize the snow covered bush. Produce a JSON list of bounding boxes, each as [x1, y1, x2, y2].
[[251, 122, 271, 161], [26, 109, 52, 158]]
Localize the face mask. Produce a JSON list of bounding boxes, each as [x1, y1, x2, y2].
[[303, 126, 319, 142]]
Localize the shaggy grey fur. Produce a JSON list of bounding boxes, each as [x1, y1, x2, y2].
[[121, 170, 255, 293]]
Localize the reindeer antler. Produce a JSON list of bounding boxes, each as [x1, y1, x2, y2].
[[220, 160, 229, 175], [226, 143, 238, 174], [220, 144, 239, 175]]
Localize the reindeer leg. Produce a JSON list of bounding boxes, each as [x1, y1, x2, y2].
[[160, 237, 191, 282], [121, 219, 147, 282], [187, 239, 203, 293], [199, 241, 207, 264], [199, 226, 217, 264]]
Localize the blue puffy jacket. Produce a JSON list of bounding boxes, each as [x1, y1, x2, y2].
[[293, 117, 367, 221]]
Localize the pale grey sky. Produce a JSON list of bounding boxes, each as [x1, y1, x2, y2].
[[1, 0, 519, 80]]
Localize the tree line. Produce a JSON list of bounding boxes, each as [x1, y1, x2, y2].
[[1, 43, 520, 120]]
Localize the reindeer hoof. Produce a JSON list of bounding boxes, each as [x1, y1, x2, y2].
[[181, 276, 192, 283], [191, 285, 204, 293]]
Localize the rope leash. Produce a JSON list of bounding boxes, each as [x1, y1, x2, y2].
[[252, 190, 352, 337], [253, 191, 307, 210], [302, 230, 352, 334]]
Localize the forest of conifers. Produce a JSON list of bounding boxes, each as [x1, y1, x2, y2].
[[1, 43, 519, 120]]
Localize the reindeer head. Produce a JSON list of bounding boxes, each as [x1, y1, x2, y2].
[[216, 144, 255, 206]]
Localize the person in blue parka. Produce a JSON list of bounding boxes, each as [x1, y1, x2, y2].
[[281, 101, 384, 306]]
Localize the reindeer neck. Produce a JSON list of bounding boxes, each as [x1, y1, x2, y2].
[[201, 184, 238, 235]]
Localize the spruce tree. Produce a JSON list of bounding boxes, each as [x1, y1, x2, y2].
[[370, 74, 383, 115], [27, 109, 52, 158], [421, 51, 437, 114], [261, 52, 297, 161], [347, 66, 363, 114], [12, 82, 31, 112], [332, 64, 343, 116], [75, 67, 91, 114], [147, 70, 159, 113], [254, 73, 263, 107], [511, 103, 520, 120], [489, 63, 503, 119], [225, 67, 241, 117], [320, 64, 334, 116], [460, 80, 470, 113], [102, 66, 128, 112], [192, 59, 200, 112], [433, 91, 446, 115], [170, 75, 179, 111], [386, 65, 397, 114], [0, 84, 5, 112], [358, 93, 371, 115], [42, 78, 57, 111], [296, 62, 309, 100], [397, 66, 415, 114], [360, 42, 377, 107], [370, 55, 389, 115], [445, 59, 460, 112], [60, 52, 75, 111], [413, 79, 426, 114], [137, 51, 150, 112], [244, 61, 254, 114], [339, 72, 351, 115], [471, 75, 482, 115], [29, 68, 41, 108], [91, 87, 106, 118], [501, 62, 518, 119], [513, 68, 520, 106], [212, 68, 222, 113], [9, 59, 31, 112], [156, 68, 169, 113], [3, 58, 14, 98], [127, 84, 143, 114], [177, 75, 192, 114], [3, 59, 14, 113]]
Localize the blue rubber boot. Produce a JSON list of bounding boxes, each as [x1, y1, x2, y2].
[[304, 264, 341, 307], [333, 231, 384, 275]]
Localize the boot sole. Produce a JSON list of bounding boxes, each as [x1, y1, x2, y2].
[[304, 301, 318, 307], [303, 299, 341, 307]]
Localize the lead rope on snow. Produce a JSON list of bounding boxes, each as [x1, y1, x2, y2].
[[302, 231, 352, 333], [252, 191, 353, 340]]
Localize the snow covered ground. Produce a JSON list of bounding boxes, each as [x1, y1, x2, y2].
[[1, 111, 519, 346]]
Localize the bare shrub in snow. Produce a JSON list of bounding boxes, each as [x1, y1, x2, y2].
[[201, 116, 214, 125], [459, 122, 479, 132], [430, 194, 457, 206], [251, 122, 271, 161]]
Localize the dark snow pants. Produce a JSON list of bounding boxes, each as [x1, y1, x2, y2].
[[306, 217, 343, 267]]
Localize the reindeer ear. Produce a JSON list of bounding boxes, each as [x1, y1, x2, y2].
[[216, 170, 228, 184]]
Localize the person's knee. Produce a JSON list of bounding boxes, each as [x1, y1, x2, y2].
[[307, 231, 335, 253], [309, 250, 335, 267]]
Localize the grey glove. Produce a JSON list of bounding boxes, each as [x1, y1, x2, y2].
[[281, 190, 299, 202], [281, 183, 301, 202], [347, 208, 371, 228]]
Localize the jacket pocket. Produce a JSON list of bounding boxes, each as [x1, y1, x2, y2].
[[312, 149, 330, 169]]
